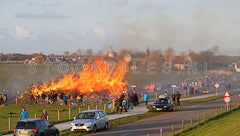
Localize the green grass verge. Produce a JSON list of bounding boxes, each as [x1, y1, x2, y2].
[[181, 95, 224, 103], [173, 106, 240, 136], [60, 106, 184, 136]]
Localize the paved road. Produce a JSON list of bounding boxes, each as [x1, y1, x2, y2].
[[89, 92, 240, 136], [4, 90, 239, 136]]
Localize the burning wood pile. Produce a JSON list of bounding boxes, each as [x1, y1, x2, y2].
[[22, 56, 128, 103]]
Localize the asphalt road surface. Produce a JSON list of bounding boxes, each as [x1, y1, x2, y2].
[[89, 93, 240, 136]]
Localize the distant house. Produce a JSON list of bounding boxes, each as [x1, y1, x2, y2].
[[172, 56, 193, 70], [233, 62, 240, 72]]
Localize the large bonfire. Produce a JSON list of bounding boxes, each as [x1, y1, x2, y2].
[[30, 56, 128, 96]]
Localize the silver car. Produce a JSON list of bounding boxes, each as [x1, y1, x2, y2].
[[70, 110, 108, 133]]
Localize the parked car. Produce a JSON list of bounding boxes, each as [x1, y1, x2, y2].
[[70, 110, 108, 133], [13, 119, 59, 136], [153, 96, 174, 112]]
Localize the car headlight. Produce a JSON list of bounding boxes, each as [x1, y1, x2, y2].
[[164, 106, 168, 108], [153, 106, 156, 108], [85, 122, 92, 126]]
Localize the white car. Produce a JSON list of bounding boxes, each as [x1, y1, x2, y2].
[[70, 110, 108, 133]]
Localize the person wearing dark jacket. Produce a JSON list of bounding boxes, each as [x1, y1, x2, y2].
[[41, 93, 46, 104], [176, 91, 181, 106]]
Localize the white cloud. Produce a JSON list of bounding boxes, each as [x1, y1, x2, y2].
[[10, 25, 35, 39], [14, 10, 70, 19], [93, 28, 106, 40], [0, 34, 5, 39]]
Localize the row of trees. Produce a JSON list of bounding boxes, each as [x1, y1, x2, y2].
[[0, 47, 236, 71]]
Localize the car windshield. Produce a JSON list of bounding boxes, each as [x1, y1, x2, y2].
[[155, 99, 168, 104], [76, 112, 95, 119], [16, 122, 35, 129]]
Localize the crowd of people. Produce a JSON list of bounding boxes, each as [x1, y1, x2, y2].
[[28, 91, 84, 105]]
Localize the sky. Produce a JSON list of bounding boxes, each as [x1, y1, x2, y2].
[[0, 0, 240, 55]]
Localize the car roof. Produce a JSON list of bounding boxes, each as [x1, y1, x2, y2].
[[19, 119, 44, 122], [82, 110, 104, 112]]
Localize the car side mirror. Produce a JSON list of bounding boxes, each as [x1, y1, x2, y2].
[[74, 117, 76, 120], [96, 116, 100, 120], [48, 124, 54, 128]]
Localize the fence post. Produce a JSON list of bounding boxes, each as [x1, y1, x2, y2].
[[69, 108, 71, 119], [156, 92, 158, 100], [88, 105, 90, 110], [16, 97, 18, 105], [58, 110, 60, 120], [197, 114, 200, 125], [104, 104, 106, 112], [237, 100, 239, 106], [47, 115, 49, 121], [182, 120, 184, 132], [204, 112, 206, 122], [79, 107, 81, 113], [172, 124, 174, 136], [112, 100, 115, 111], [210, 111, 213, 118], [225, 105, 227, 112], [216, 108, 218, 116], [35, 113, 36, 119], [221, 106, 223, 114], [8, 117, 11, 130], [190, 118, 193, 128], [96, 105, 98, 110], [160, 128, 163, 136], [229, 104, 231, 111]]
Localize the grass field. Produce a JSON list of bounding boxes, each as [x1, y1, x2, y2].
[[174, 106, 240, 136], [0, 103, 116, 134]]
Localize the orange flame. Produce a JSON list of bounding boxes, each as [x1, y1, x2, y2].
[[146, 82, 155, 92], [31, 56, 128, 96]]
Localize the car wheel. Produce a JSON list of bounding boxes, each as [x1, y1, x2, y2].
[[104, 122, 108, 130], [93, 125, 97, 133], [40, 133, 44, 136], [55, 130, 59, 136], [168, 107, 172, 112]]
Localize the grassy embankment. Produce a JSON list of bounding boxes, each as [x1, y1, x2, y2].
[[173, 105, 240, 136]]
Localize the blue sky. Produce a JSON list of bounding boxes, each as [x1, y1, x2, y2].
[[0, 0, 240, 55]]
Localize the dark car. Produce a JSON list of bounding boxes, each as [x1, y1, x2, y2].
[[152, 97, 174, 112], [14, 119, 59, 136]]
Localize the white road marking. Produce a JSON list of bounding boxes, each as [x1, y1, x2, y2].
[[191, 104, 201, 107], [121, 132, 132, 136], [160, 120, 169, 124]]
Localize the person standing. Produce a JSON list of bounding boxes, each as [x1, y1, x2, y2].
[[79, 93, 83, 106], [176, 91, 181, 106], [40, 109, 48, 120], [171, 92, 176, 106], [35, 92, 39, 104], [41, 93, 46, 104], [125, 93, 130, 109], [67, 92, 71, 105], [143, 92, 149, 105], [19, 107, 28, 120]]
